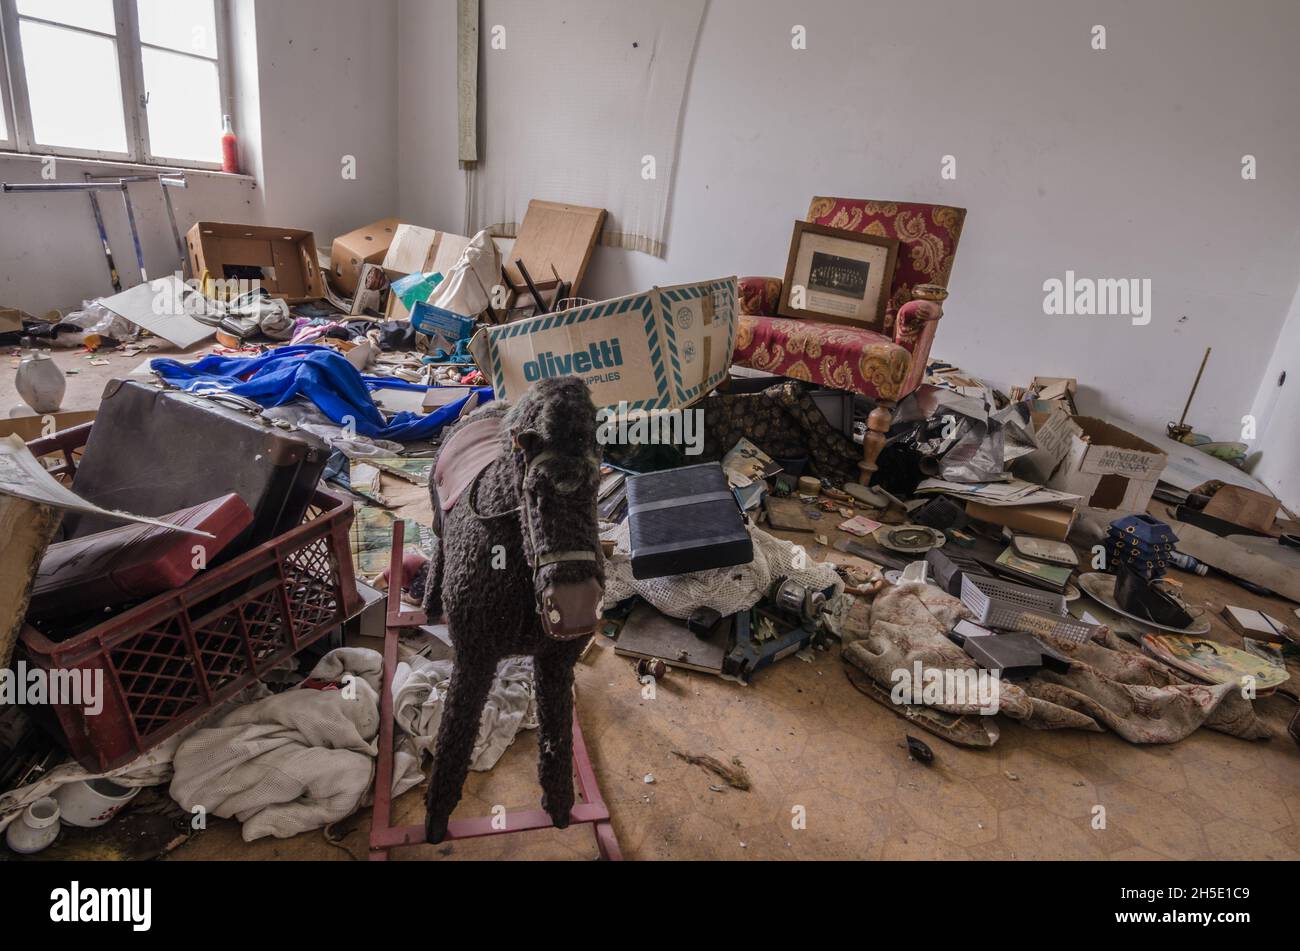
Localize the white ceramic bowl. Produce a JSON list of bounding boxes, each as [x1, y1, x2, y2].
[[54, 779, 140, 828]]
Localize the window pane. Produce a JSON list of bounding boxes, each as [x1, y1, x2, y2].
[[142, 47, 221, 162], [0, 100, 8, 140], [137, 0, 217, 59], [17, 0, 115, 34], [21, 20, 128, 153]]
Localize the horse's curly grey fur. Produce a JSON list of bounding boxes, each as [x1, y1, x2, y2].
[[422, 376, 604, 843]]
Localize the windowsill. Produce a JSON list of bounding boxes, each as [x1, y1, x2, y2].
[[0, 149, 257, 183]]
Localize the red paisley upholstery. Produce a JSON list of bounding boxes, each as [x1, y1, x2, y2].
[[734, 311, 911, 401], [732, 198, 965, 402]]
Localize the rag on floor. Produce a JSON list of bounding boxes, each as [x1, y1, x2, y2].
[[168, 647, 537, 841], [149, 344, 492, 441], [169, 648, 416, 841], [842, 581, 1271, 743], [393, 655, 537, 771], [602, 521, 843, 618], [0, 683, 269, 835]]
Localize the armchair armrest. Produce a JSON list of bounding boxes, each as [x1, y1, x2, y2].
[[893, 285, 949, 395], [737, 276, 783, 317], [894, 298, 944, 348], [894, 284, 949, 348]]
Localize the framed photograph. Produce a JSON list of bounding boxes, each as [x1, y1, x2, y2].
[[778, 221, 899, 330]]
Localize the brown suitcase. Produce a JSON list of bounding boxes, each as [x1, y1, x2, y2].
[[62, 380, 328, 556]]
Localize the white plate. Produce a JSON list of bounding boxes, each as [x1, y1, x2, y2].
[[1076, 572, 1210, 635]]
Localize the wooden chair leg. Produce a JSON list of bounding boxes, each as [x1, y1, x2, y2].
[[858, 401, 894, 483]]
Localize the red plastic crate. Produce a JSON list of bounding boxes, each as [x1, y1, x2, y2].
[[19, 423, 361, 772]]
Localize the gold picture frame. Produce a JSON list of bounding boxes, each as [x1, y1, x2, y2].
[[778, 221, 899, 331]]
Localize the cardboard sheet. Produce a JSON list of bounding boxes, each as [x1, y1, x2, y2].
[[1127, 421, 1271, 495], [505, 200, 607, 295], [1168, 516, 1300, 603], [100, 277, 217, 349]]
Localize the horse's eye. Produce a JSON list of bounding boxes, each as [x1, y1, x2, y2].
[[554, 477, 582, 495]]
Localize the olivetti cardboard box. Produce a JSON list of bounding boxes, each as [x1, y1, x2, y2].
[[469, 277, 738, 411]]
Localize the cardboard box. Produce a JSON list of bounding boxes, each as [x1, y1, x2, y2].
[[965, 500, 1076, 542], [382, 225, 476, 279], [1201, 485, 1280, 535], [470, 277, 738, 411], [330, 217, 401, 296], [1045, 416, 1167, 514], [0, 410, 96, 442], [1, 307, 27, 334], [186, 222, 325, 303]]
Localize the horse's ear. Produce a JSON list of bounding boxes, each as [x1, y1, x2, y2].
[[512, 428, 544, 458]]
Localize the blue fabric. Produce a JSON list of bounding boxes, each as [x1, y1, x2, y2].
[[150, 345, 492, 441]]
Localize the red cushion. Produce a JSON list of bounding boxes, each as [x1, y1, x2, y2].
[[733, 313, 910, 401]]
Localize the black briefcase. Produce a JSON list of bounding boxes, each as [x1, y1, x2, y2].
[[63, 379, 328, 555], [626, 462, 753, 579]]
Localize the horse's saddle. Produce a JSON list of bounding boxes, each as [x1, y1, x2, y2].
[[431, 415, 503, 535]]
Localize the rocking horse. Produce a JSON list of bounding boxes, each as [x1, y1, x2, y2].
[[421, 376, 606, 843]]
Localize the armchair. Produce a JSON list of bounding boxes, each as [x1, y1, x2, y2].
[[732, 197, 966, 483]]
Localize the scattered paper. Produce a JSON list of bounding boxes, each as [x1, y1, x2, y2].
[[0, 435, 213, 536], [838, 515, 883, 537], [915, 477, 1080, 507]]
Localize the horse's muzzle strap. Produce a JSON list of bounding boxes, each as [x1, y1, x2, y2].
[[535, 550, 598, 568]]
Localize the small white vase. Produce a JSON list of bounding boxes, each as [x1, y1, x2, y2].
[[15, 341, 66, 414], [5, 797, 61, 854]]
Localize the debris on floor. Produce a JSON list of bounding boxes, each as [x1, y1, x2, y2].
[[671, 751, 752, 791], [2, 136, 1298, 874]]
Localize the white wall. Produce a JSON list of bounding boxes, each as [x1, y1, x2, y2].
[[396, 0, 1300, 460], [252, 0, 399, 239], [0, 154, 260, 316], [1249, 285, 1300, 505], [396, 0, 463, 235], [0, 0, 398, 316]]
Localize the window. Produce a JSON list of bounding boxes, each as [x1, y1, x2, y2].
[[0, 0, 231, 168]]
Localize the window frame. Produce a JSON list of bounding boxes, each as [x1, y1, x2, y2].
[[0, 0, 232, 170]]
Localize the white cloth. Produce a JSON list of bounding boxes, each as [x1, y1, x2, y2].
[[603, 522, 844, 618], [168, 648, 418, 841], [392, 655, 538, 772], [471, 0, 706, 257], [167, 647, 538, 841], [3, 648, 539, 842], [430, 228, 500, 317]]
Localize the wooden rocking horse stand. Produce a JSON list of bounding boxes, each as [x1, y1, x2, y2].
[[368, 521, 622, 860]]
